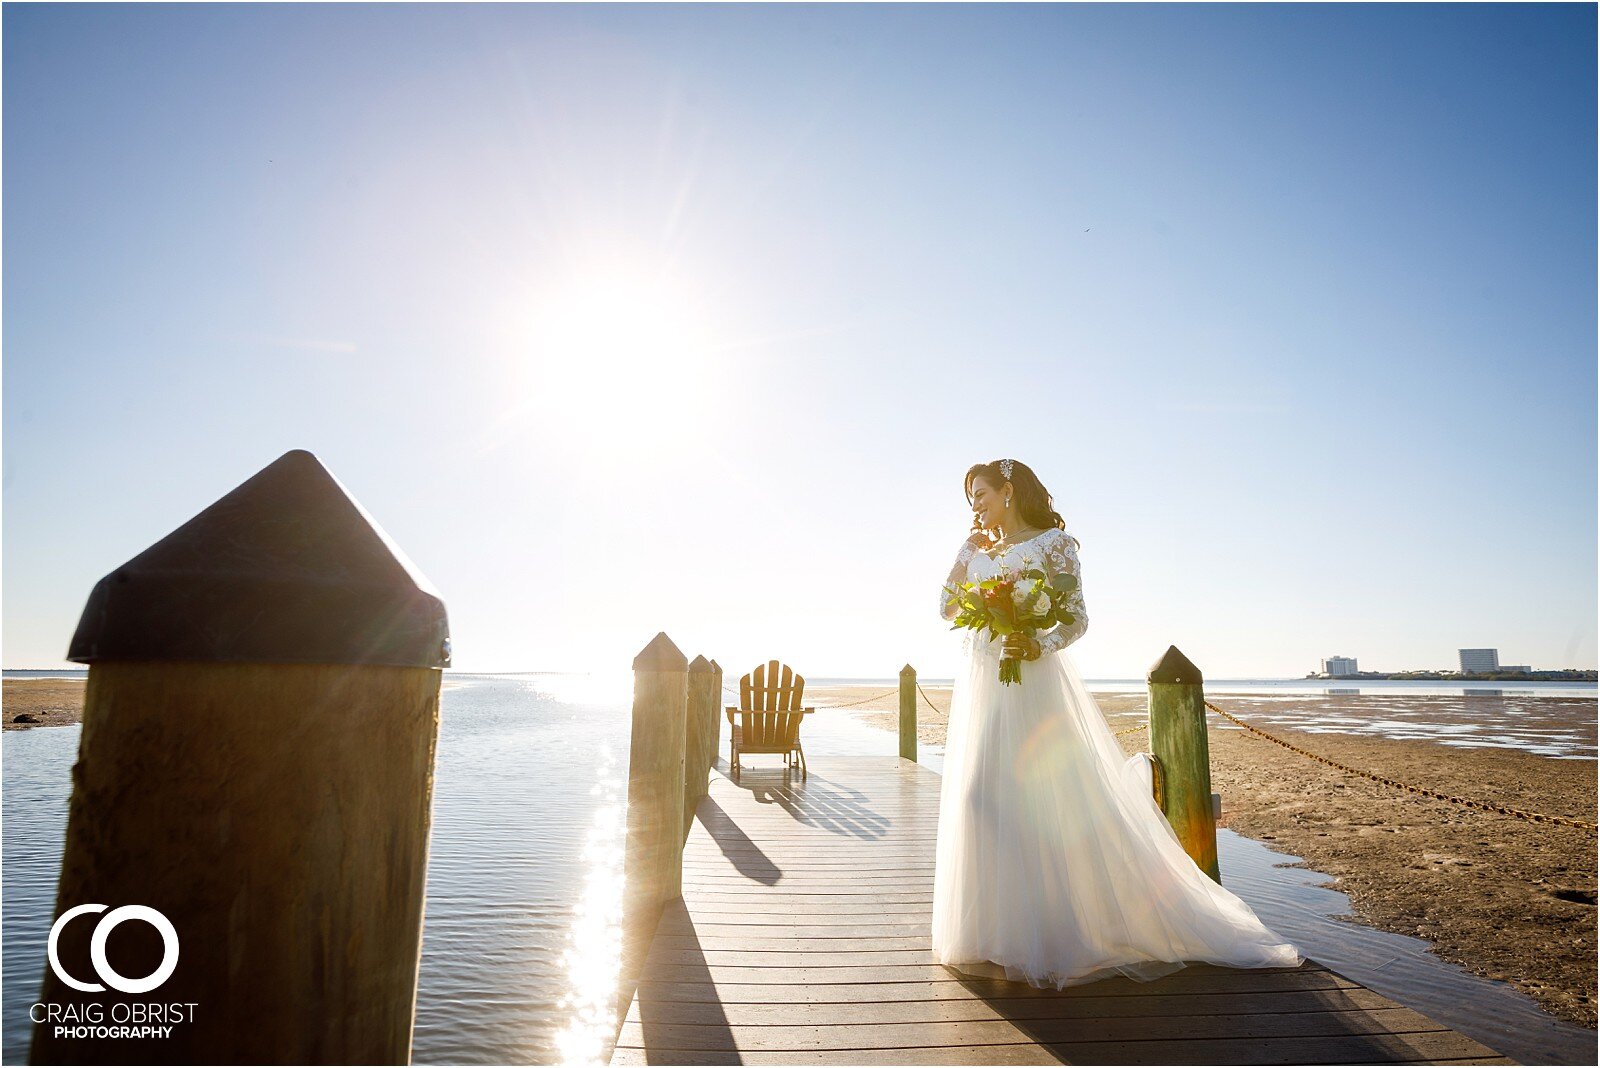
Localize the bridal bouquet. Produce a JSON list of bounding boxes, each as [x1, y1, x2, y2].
[[944, 564, 1079, 685]]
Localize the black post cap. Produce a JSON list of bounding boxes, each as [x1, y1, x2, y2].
[[67, 450, 450, 668], [1147, 645, 1202, 685]]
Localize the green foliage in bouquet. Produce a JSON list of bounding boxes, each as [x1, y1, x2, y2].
[[944, 565, 1077, 685]]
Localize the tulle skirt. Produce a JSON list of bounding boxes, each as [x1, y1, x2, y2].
[[931, 632, 1306, 989]]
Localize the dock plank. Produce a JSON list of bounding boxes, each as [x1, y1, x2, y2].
[[610, 756, 1517, 1065]]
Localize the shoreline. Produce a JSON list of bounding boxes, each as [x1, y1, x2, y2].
[[8, 678, 1594, 1030], [806, 683, 1598, 1032], [3, 679, 85, 730], [3, 677, 468, 731]]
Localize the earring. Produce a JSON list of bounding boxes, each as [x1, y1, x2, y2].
[[1005, 498, 1012, 508]]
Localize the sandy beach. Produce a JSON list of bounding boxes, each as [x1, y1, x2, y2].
[[809, 683, 1598, 1031], [9, 677, 1595, 1030], [3, 679, 87, 730], [3, 675, 469, 732]]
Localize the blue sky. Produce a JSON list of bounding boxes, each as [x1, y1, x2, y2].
[[4, 2, 1595, 678]]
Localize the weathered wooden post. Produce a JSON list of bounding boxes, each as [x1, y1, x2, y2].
[[618, 634, 688, 1022], [899, 664, 918, 762], [1147, 645, 1221, 883], [708, 659, 724, 768], [624, 633, 688, 920], [31, 449, 449, 1065], [683, 655, 717, 840]]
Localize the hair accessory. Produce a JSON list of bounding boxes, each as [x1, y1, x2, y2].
[[999, 458, 1014, 481]]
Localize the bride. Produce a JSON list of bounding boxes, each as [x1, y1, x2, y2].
[[931, 457, 1306, 988]]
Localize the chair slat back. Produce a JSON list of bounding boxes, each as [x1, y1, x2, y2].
[[737, 709, 805, 747], [731, 660, 809, 754], [741, 659, 806, 712]]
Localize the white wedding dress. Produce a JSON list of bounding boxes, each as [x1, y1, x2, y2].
[[931, 528, 1306, 988]]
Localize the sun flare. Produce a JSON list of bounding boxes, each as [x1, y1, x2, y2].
[[503, 259, 720, 457]]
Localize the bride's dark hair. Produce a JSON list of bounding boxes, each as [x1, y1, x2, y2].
[[965, 459, 1080, 552]]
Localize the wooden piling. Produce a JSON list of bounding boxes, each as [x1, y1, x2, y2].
[[898, 664, 918, 762], [683, 655, 717, 841], [708, 659, 724, 767], [31, 449, 449, 1066], [625, 633, 688, 920], [617, 633, 689, 1032], [1146, 645, 1221, 883]]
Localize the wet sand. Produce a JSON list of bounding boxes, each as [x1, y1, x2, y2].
[[810, 683, 1599, 1031], [3, 676, 467, 731], [3, 679, 85, 730]]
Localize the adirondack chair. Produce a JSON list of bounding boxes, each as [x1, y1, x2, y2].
[[726, 660, 813, 780]]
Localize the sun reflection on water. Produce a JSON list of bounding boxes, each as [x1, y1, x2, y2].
[[549, 748, 627, 1065], [476, 671, 636, 709]]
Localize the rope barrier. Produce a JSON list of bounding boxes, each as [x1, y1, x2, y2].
[[722, 684, 899, 709], [1203, 698, 1597, 834], [912, 681, 1145, 734], [820, 687, 900, 709], [917, 682, 1144, 734], [714, 670, 1590, 832]]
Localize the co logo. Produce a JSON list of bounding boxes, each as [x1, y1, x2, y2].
[[48, 905, 179, 994]]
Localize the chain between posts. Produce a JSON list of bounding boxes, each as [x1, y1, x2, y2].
[[730, 678, 1593, 832], [828, 688, 902, 709], [723, 683, 902, 710], [884, 683, 1596, 832], [1075, 697, 1592, 832], [1202, 698, 1597, 834]]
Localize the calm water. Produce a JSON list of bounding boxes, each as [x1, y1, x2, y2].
[[2, 673, 641, 1065], [8, 668, 1597, 697], [3, 674, 1594, 1064], [1214, 828, 1598, 1065], [0, 672, 911, 1064], [802, 674, 1599, 697], [1094, 691, 1599, 761], [824, 676, 1599, 759], [1087, 677, 1599, 698]]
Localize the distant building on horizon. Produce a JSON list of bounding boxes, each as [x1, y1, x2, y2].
[[1320, 655, 1358, 676], [1459, 648, 1499, 673], [1500, 664, 1531, 672]]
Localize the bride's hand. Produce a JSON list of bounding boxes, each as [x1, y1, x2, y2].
[[965, 528, 995, 550], [1002, 632, 1041, 661]]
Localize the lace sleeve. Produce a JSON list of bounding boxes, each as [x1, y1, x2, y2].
[[940, 540, 979, 621], [1031, 530, 1087, 656]]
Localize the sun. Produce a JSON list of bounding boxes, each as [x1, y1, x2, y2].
[[498, 257, 720, 460]]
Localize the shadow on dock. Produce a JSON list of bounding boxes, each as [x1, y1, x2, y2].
[[609, 755, 1516, 1065]]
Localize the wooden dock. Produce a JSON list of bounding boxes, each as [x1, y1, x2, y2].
[[610, 755, 1516, 1066]]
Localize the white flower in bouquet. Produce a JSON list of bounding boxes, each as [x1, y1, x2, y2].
[[1011, 579, 1049, 618]]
